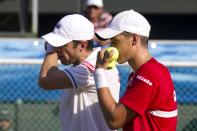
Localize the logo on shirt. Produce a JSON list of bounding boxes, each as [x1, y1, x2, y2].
[[136, 75, 153, 86]]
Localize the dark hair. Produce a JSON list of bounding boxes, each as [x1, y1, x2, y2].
[[140, 36, 149, 48], [73, 40, 93, 51], [122, 32, 149, 48]]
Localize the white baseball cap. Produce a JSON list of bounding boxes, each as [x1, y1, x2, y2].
[[86, 0, 103, 7], [42, 14, 94, 47], [96, 9, 151, 39]]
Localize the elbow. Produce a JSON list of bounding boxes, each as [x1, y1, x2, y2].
[[38, 78, 50, 90], [108, 124, 120, 130], [107, 121, 122, 130]]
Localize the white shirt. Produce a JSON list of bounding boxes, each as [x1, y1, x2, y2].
[[60, 47, 120, 131]]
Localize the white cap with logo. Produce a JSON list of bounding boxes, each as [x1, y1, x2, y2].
[[96, 9, 151, 39], [42, 14, 94, 47], [86, 0, 103, 7]]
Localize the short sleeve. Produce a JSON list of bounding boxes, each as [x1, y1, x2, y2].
[[120, 75, 154, 116], [63, 65, 91, 89]]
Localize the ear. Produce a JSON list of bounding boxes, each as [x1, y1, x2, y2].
[[78, 41, 88, 52], [131, 34, 139, 46]]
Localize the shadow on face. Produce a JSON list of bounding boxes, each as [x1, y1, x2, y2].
[[57, 41, 79, 65], [111, 33, 138, 64], [57, 40, 90, 66]]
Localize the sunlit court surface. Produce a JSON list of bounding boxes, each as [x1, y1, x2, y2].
[[0, 0, 197, 131]]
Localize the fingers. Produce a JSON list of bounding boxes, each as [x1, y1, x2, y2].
[[96, 50, 104, 69], [105, 49, 115, 59], [96, 48, 116, 69], [98, 49, 115, 62], [103, 49, 115, 62], [97, 50, 105, 61], [45, 42, 59, 53]]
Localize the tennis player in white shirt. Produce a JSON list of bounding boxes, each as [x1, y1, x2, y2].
[[38, 14, 120, 131]]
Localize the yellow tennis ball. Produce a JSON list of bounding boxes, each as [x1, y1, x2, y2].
[[105, 47, 119, 69]]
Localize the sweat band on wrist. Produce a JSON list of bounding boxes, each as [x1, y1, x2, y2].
[[93, 68, 109, 89]]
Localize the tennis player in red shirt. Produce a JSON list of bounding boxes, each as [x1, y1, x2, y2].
[[93, 9, 178, 131]]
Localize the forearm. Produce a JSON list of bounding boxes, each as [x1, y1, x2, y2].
[[97, 88, 117, 121], [94, 68, 120, 128], [38, 52, 59, 88], [97, 86, 135, 129], [39, 52, 58, 78], [38, 52, 72, 90]]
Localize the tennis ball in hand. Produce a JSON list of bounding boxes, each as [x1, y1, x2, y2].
[[105, 47, 119, 69]]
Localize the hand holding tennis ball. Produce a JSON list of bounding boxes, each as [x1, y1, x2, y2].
[[105, 47, 119, 69], [96, 47, 119, 70]]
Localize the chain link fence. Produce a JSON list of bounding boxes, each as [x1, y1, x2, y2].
[[0, 62, 197, 131]]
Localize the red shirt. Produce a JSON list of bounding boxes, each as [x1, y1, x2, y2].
[[120, 58, 177, 131]]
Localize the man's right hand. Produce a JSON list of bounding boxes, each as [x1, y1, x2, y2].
[[96, 49, 115, 69], [45, 42, 56, 53]]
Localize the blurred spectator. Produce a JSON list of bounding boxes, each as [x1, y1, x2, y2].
[[0, 109, 13, 131], [83, 0, 112, 48]]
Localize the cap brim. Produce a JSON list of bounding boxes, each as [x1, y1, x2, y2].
[[42, 32, 72, 47], [96, 28, 123, 40]]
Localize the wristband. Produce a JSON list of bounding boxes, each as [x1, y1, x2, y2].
[[93, 68, 109, 89]]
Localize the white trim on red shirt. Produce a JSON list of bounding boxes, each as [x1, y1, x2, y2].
[[150, 109, 178, 118]]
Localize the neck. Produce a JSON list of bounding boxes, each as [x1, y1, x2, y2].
[[128, 49, 152, 72]]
